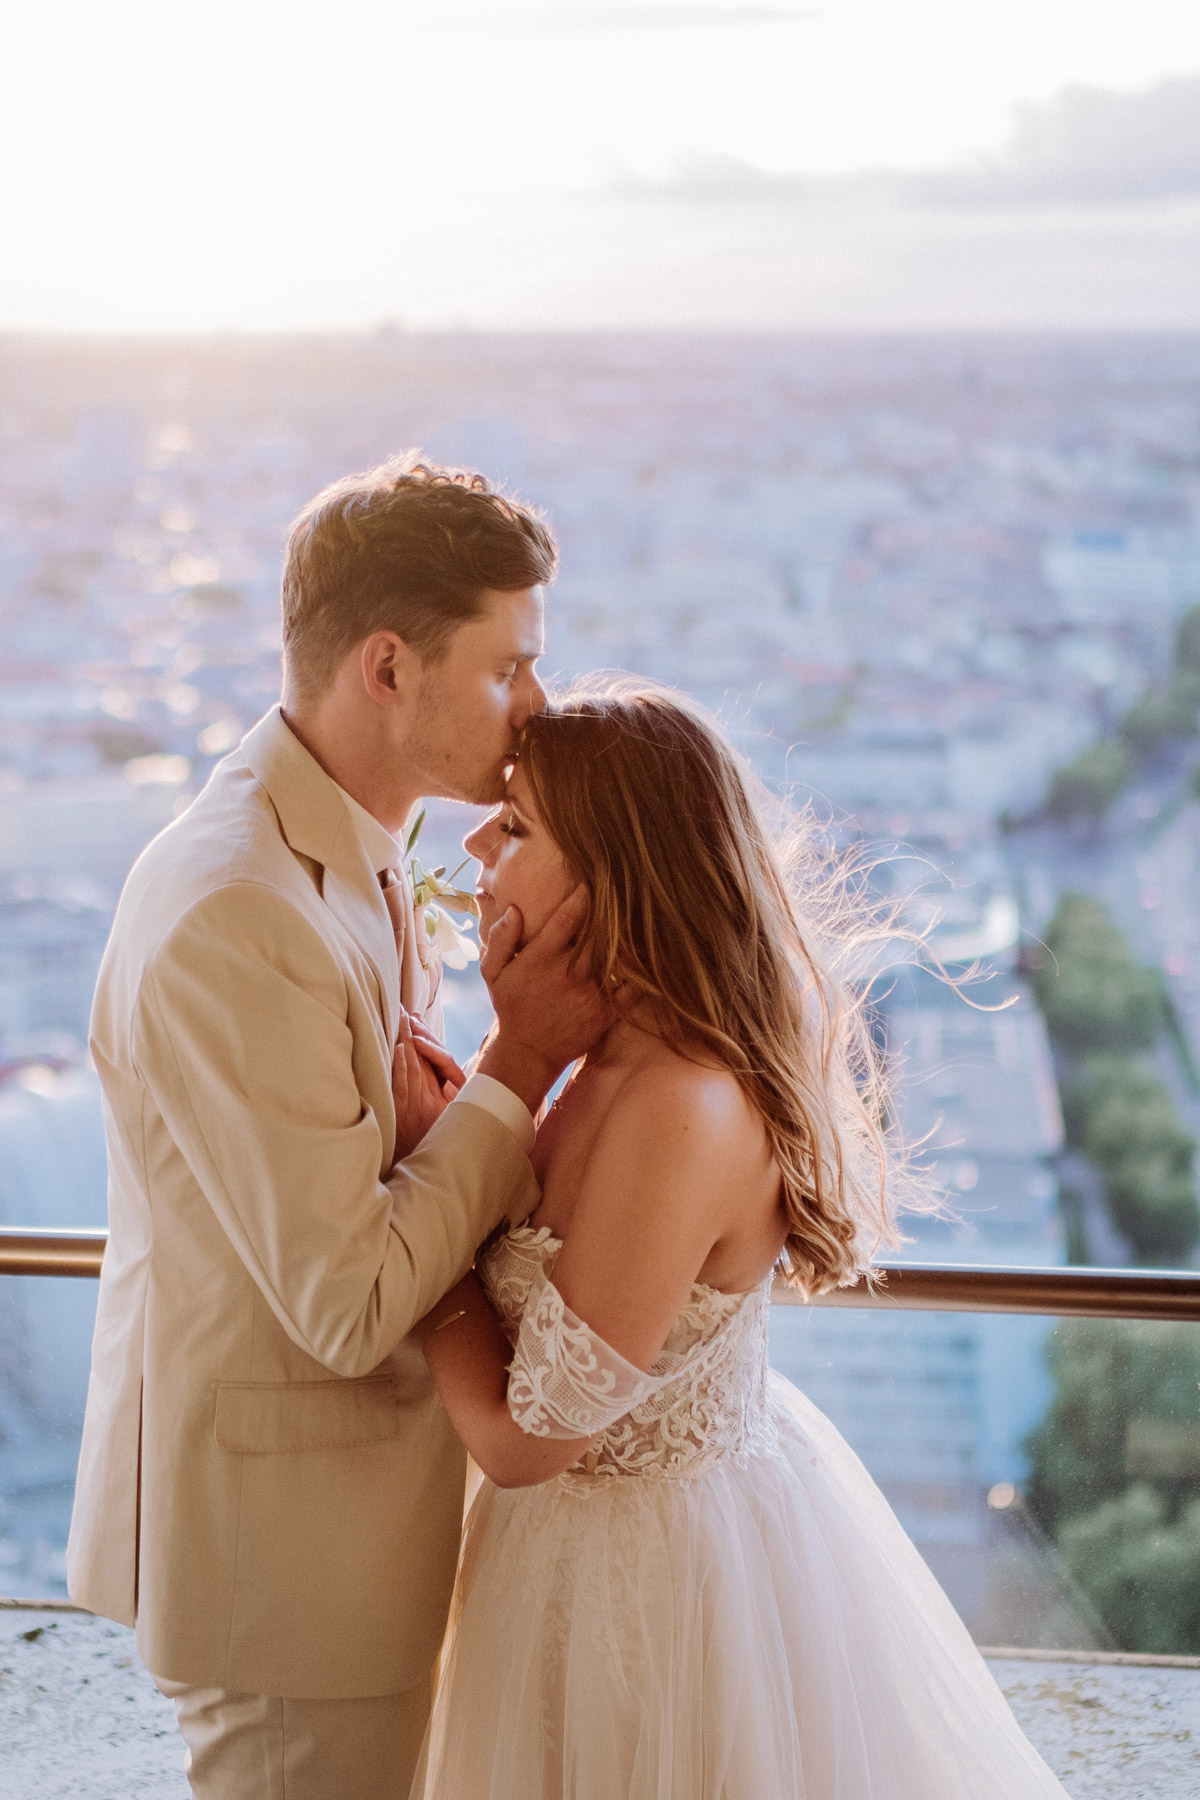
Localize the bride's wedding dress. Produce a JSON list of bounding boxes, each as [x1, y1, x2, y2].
[[411, 1225, 1069, 1798]]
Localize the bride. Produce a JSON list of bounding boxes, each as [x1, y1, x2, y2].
[[409, 678, 1068, 1799]]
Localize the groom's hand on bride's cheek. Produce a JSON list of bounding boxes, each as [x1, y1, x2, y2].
[[478, 887, 614, 1115]]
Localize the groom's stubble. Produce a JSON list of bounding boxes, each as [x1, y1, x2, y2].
[[400, 585, 548, 809]]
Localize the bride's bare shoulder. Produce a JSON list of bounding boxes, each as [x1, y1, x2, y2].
[[603, 1043, 768, 1169], [547, 1043, 780, 1287]]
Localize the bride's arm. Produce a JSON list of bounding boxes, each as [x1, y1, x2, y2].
[[418, 1067, 752, 1488], [416, 1268, 597, 1486]]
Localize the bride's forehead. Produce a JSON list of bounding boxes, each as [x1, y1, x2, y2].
[[503, 765, 536, 811]]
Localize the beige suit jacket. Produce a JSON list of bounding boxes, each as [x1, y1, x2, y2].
[[66, 708, 538, 1699]]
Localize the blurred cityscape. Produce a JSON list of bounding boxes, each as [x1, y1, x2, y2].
[[2, 329, 1199, 1644]]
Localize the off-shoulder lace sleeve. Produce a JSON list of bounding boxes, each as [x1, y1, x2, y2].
[[507, 1267, 663, 1439]]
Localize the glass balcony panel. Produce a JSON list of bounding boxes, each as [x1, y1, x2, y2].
[[0, 1273, 95, 1597], [769, 1303, 1200, 1657], [3, 1255, 1200, 1668]]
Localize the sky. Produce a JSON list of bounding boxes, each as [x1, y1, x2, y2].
[[1, 0, 1199, 331]]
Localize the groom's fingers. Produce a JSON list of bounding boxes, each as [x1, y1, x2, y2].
[[480, 904, 523, 984], [525, 886, 591, 972]]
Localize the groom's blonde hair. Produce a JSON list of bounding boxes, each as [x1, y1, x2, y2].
[[281, 453, 557, 701], [522, 678, 922, 1297]]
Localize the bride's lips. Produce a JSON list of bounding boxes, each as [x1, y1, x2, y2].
[[476, 890, 497, 942]]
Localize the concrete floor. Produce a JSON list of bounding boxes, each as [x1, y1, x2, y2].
[[1, 1606, 1198, 1798]]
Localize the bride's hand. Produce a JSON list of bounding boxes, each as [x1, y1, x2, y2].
[[407, 1016, 467, 1093], [391, 1011, 466, 1163]]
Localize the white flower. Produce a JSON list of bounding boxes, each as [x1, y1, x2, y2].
[[403, 811, 480, 980], [415, 902, 480, 974]]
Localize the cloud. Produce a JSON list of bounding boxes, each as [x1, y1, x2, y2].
[[606, 152, 817, 201], [925, 78, 1200, 206], [437, 5, 815, 31], [605, 78, 1200, 209], [559, 82, 1200, 330], [471, 182, 1200, 330]]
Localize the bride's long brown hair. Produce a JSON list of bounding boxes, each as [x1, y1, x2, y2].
[[521, 677, 916, 1295]]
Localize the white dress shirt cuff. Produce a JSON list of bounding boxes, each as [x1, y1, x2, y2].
[[454, 1073, 536, 1156]]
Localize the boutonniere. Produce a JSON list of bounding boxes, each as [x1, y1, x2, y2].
[[404, 807, 481, 977]]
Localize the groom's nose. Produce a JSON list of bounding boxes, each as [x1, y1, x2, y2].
[[515, 671, 547, 728]]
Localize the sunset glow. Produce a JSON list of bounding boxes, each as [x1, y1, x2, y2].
[[1, 0, 1199, 329]]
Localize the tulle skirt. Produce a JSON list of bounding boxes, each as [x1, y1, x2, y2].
[[410, 1372, 1068, 1798]]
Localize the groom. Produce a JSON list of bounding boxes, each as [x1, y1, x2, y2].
[[67, 456, 604, 1798]]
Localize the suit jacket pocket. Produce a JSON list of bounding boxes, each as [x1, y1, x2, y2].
[[214, 1373, 402, 1454]]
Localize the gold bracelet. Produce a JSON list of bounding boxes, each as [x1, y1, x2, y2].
[[431, 1308, 468, 1334]]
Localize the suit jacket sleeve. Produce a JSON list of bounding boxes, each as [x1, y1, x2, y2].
[[132, 880, 537, 1377]]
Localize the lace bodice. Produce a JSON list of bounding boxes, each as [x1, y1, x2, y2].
[[478, 1225, 776, 1490]]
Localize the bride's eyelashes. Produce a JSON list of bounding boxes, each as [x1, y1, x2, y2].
[[497, 813, 525, 840]]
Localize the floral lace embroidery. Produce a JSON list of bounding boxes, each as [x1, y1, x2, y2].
[[507, 1268, 662, 1439], [479, 1224, 558, 1346], [479, 1225, 778, 1490]]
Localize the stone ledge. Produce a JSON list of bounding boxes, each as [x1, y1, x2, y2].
[[1, 1608, 1197, 1798], [1, 1606, 184, 1798], [983, 1643, 1200, 1670], [988, 1652, 1200, 1800]]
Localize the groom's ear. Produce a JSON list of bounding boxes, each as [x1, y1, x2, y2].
[[359, 630, 421, 710]]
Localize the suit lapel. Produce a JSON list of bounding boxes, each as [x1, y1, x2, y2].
[[323, 860, 400, 1048], [241, 708, 400, 1047]]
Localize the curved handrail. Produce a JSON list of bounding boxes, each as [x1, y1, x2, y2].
[[779, 1261, 1200, 1322], [0, 1229, 109, 1279], [2, 1228, 1199, 1320]]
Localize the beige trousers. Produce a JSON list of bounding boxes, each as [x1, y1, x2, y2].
[[154, 1673, 431, 1800]]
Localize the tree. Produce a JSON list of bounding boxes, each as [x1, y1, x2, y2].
[[1045, 604, 1200, 817], [1059, 1488, 1200, 1654], [1046, 740, 1133, 822], [1059, 1053, 1200, 1263], [1032, 898, 1198, 1261], [1173, 603, 1200, 675], [1026, 1319, 1200, 1530], [1085, 1083, 1199, 1264], [1025, 1318, 1200, 1652], [1032, 896, 1165, 1055], [1119, 671, 1200, 756]]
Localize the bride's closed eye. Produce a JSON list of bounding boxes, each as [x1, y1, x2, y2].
[[497, 812, 525, 839]]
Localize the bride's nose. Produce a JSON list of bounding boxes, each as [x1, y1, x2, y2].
[[464, 815, 499, 864]]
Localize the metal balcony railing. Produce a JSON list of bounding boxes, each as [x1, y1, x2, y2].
[[3, 1227, 1200, 1319]]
